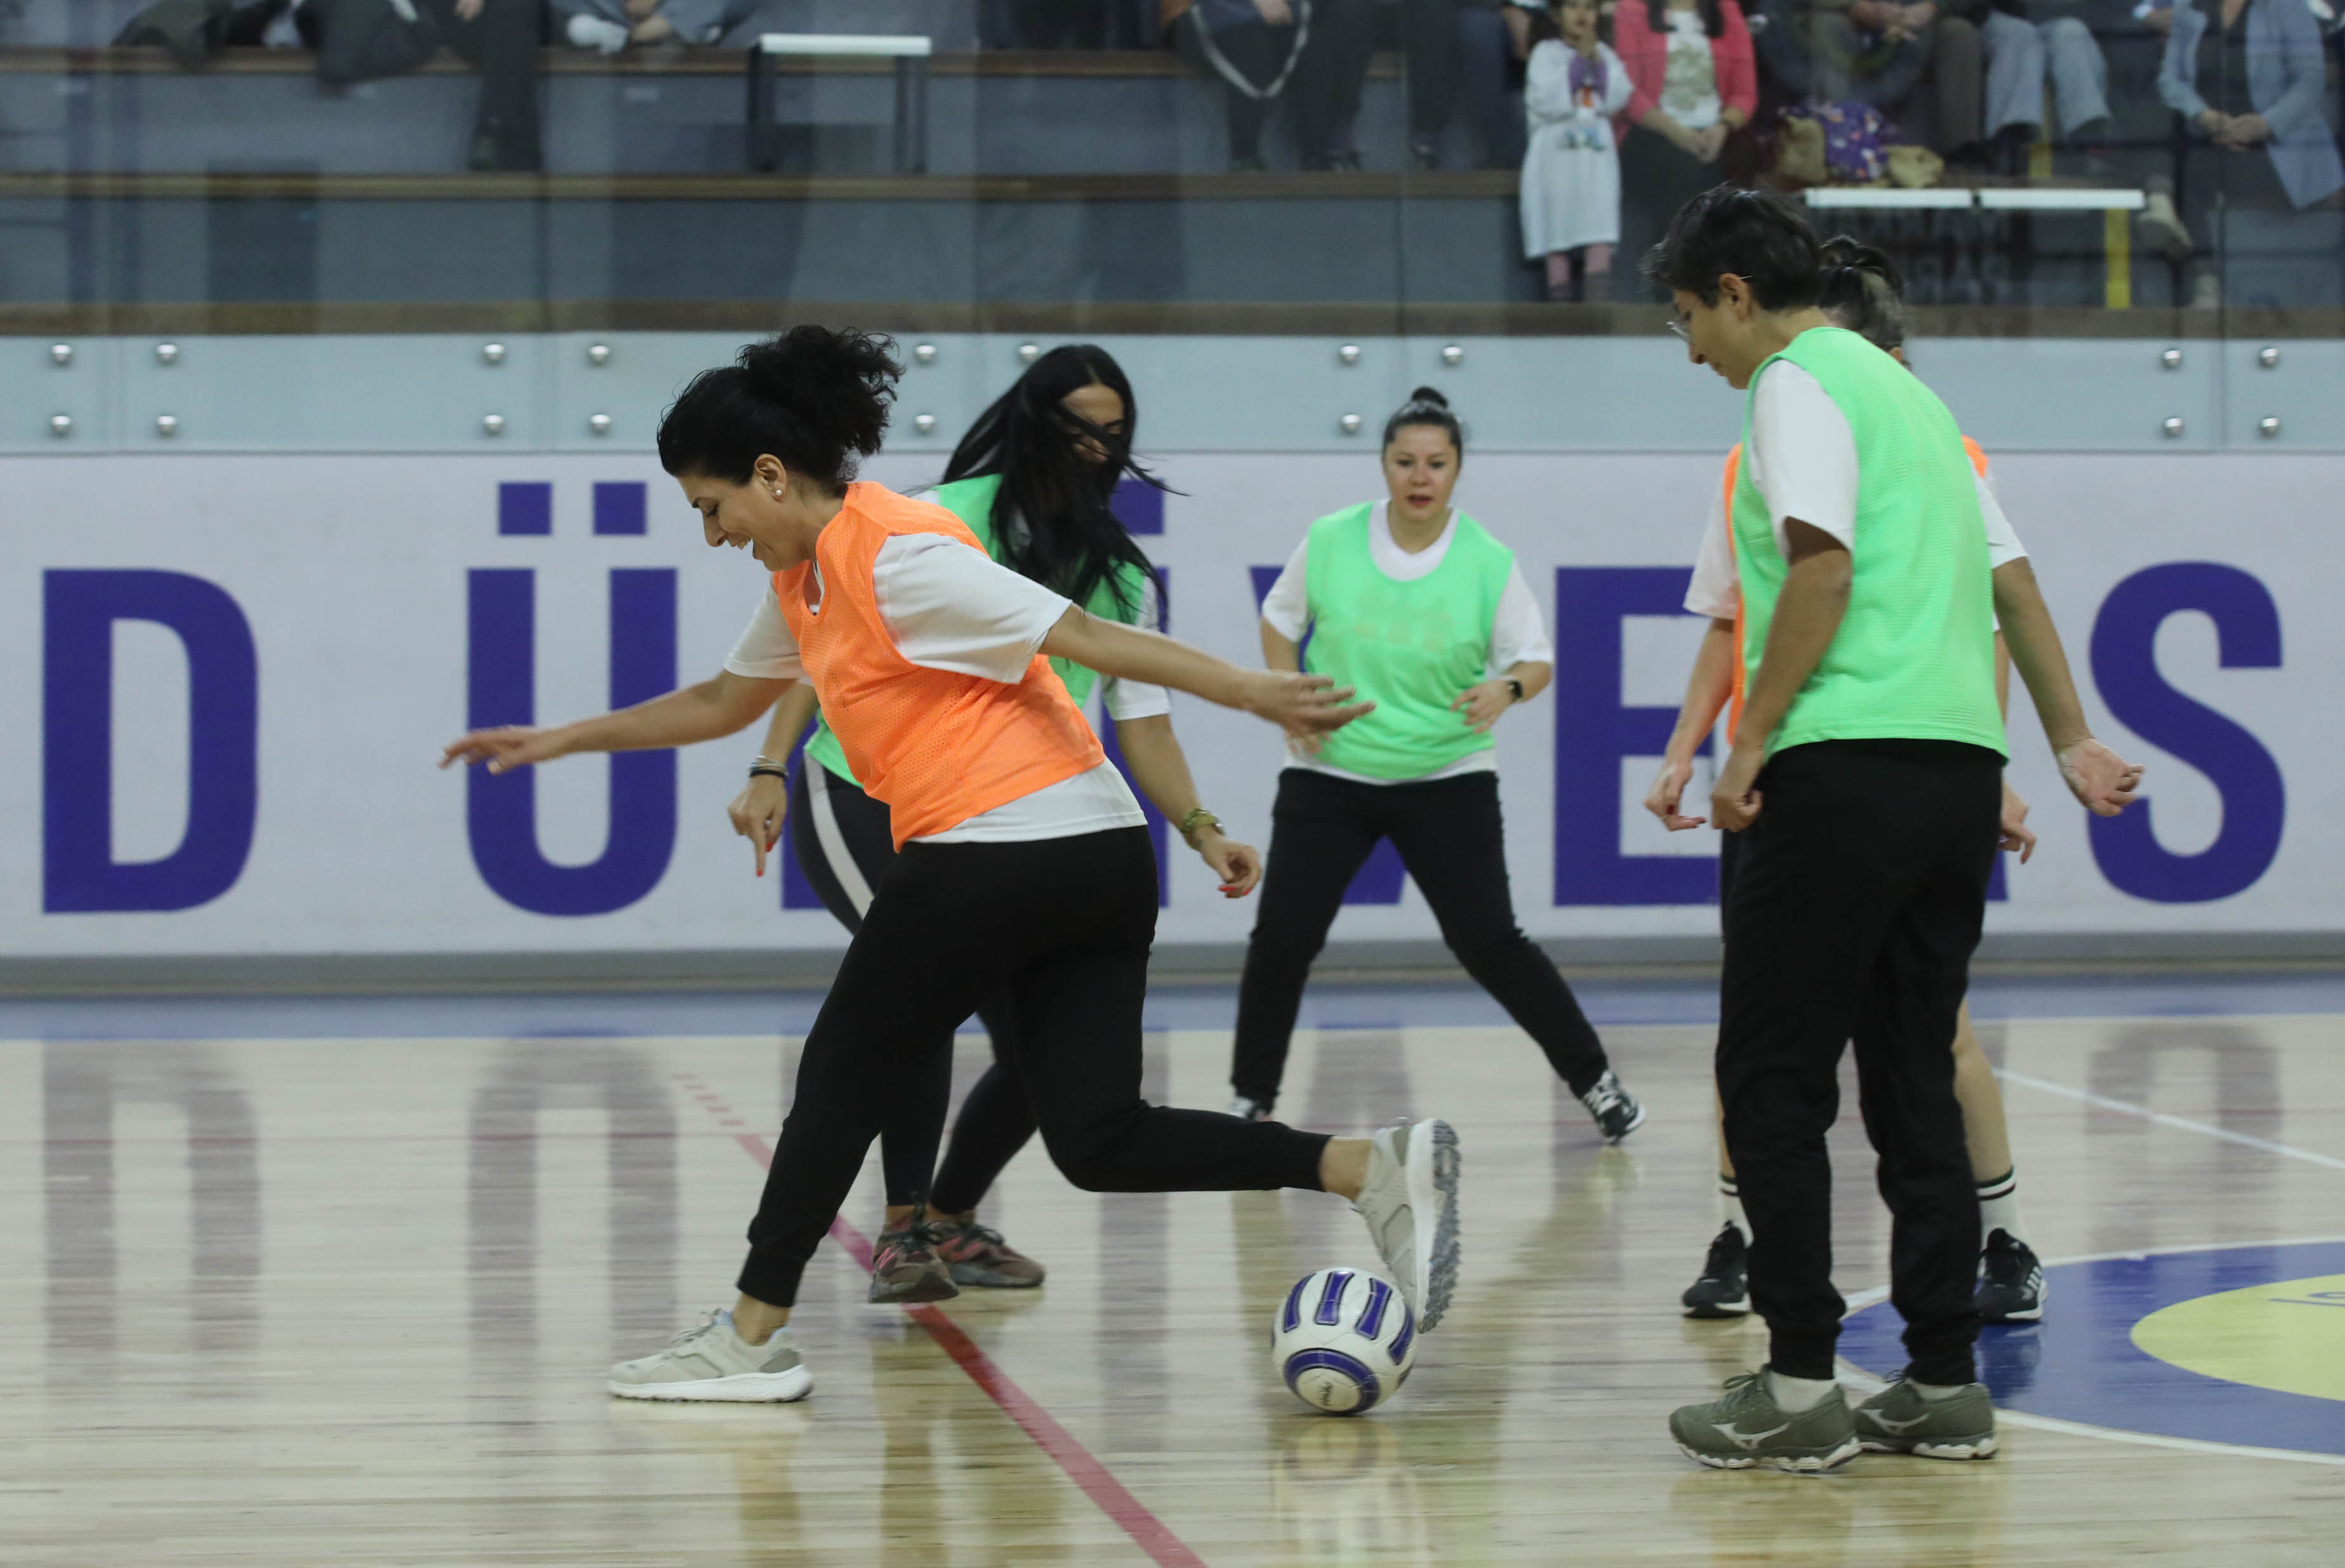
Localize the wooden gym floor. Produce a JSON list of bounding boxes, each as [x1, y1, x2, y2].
[[1, 975, 2339, 1565]]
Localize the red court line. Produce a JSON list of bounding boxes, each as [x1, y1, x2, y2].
[[679, 1077, 1209, 1568]]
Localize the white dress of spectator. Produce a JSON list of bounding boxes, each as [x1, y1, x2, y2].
[[1519, 35, 1634, 256], [1981, 3, 2115, 147]]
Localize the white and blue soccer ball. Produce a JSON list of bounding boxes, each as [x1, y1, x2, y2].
[[1271, 1267, 1417, 1415]]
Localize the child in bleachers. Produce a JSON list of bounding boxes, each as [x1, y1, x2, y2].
[[1520, 0, 1633, 300]]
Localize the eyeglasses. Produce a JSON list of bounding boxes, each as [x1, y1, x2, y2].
[[1665, 310, 1692, 343]]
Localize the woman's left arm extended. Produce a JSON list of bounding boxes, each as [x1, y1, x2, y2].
[[1110, 714, 1264, 897], [441, 669, 795, 773], [1040, 608, 1372, 735]]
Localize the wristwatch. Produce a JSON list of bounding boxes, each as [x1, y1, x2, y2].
[[1504, 677, 1525, 703]]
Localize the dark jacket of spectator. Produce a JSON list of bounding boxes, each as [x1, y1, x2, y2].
[[1612, 0, 1759, 131], [2157, 0, 2342, 207]]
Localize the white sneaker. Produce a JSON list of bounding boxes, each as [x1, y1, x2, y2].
[[566, 13, 630, 52], [608, 1309, 813, 1402], [1351, 1118, 1461, 1331], [1229, 1095, 1270, 1121]]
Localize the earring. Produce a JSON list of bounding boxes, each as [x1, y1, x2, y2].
[[772, 489, 784, 499]]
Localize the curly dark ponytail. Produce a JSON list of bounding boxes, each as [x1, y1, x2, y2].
[[657, 325, 900, 494], [1816, 235, 1909, 355]]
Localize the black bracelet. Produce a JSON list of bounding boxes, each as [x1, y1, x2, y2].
[[1505, 677, 1525, 703], [747, 764, 790, 781]]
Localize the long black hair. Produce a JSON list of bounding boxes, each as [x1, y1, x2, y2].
[[942, 344, 1162, 625], [657, 325, 899, 493], [1645, 0, 1726, 39], [1815, 233, 1910, 354]]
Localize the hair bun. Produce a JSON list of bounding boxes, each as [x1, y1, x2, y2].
[[1406, 385, 1449, 409]]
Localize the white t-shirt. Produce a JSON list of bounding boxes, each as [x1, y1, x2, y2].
[[1682, 362, 2028, 620], [1259, 501, 1555, 786], [723, 534, 1147, 844]]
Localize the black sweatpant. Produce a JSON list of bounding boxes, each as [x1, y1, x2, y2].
[[415, 0, 542, 168], [743, 824, 1331, 1307], [1718, 739, 2000, 1385], [1230, 768, 1612, 1110], [787, 761, 1035, 1214]]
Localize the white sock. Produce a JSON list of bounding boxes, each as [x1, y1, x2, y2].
[[1976, 1168, 2030, 1248], [1766, 1370, 1839, 1411], [1907, 1378, 1971, 1401], [1720, 1176, 1751, 1243]]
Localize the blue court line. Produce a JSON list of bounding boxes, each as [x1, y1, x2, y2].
[[5, 969, 2345, 1042]]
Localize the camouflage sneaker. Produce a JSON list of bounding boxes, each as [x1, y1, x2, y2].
[[1853, 1377, 1999, 1460], [607, 1310, 811, 1402], [929, 1214, 1045, 1289], [1670, 1369, 1860, 1472], [869, 1220, 958, 1304]]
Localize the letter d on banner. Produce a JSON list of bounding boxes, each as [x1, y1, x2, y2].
[[43, 570, 259, 912], [466, 568, 678, 915]]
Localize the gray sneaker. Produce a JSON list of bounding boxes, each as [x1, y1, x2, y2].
[[1853, 1377, 1998, 1460], [608, 1310, 813, 1403], [1352, 1117, 1461, 1331], [1669, 1369, 1861, 1472]]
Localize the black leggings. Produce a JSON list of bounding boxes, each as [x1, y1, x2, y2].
[[1230, 768, 1612, 1110], [789, 761, 1035, 1214], [742, 823, 1332, 1307]]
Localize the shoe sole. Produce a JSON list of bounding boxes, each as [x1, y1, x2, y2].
[[1681, 1297, 1752, 1319], [1859, 1434, 1998, 1460], [945, 1264, 1044, 1289], [608, 1366, 813, 1403], [1676, 1435, 1860, 1473], [1414, 1119, 1462, 1332], [1980, 1303, 2044, 1323], [869, 1270, 959, 1305]]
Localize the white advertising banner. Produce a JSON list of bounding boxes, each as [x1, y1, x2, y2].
[[0, 449, 2329, 957]]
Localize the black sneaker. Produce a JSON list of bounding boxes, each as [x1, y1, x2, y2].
[[1683, 1224, 1751, 1317], [1228, 1095, 1270, 1122], [1577, 1069, 1645, 1142], [1974, 1229, 2046, 1323]]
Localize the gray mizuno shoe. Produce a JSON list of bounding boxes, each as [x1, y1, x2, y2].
[[1853, 1377, 1999, 1460], [608, 1309, 813, 1403], [1352, 1118, 1462, 1331], [1670, 1369, 1861, 1472]]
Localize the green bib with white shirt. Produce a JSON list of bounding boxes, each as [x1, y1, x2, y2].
[[801, 471, 1152, 787], [1730, 327, 2006, 760], [1300, 502, 1515, 781]]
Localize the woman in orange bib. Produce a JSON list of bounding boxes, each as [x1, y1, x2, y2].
[[443, 328, 1465, 1404]]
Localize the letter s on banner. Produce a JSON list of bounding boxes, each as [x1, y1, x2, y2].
[[466, 568, 678, 916], [43, 570, 259, 913], [2087, 563, 2283, 903]]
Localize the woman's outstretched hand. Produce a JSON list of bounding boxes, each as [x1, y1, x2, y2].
[[440, 725, 567, 774], [1245, 670, 1373, 736]]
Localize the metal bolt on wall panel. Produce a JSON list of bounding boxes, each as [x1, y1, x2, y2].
[[2259, 346, 2280, 369], [482, 414, 506, 436], [2162, 416, 2185, 438], [1017, 343, 1040, 364], [154, 343, 180, 365], [912, 413, 938, 435], [49, 413, 72, 436], [1337, 344, 1362, 365], [155, 414, 178, 437], [1442, 344, 1464, 366], [2160, 347, 2183, 370], [1339, 413, 1363, 435], [589, 414, 612, 436], [913, 343, 938, 365], [49, 343, 72, 367], [588, 343, 612, 366], [2259, 417, 2281, 438], [482, 343, 507, 365]]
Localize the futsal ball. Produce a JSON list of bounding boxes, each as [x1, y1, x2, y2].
[[1271, 1267, 1417, 1415]]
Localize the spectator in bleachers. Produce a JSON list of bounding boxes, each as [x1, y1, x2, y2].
[[1521, 0, 1632, 297], [1972, 0, 2116, 158], [2155, 0, 2344, 299], [1613, 0, 1756, 292], [1753, 0, 1988, 156], [555, 0, 755, 49], [1401, 0, 1538, 169], [1165, 0, 1376, 171]]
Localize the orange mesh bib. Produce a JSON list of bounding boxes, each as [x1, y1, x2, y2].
[[1718, 436, 1990, 745], [775, 483, 1105, 848]]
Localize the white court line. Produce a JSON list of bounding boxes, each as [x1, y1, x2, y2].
[[1996, 1068, 2345, 1174], [1839, 1236, 2345, 1468]]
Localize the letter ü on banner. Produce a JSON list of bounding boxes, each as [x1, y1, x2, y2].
[[43, 570, 259, 913], [465, 568, 679, 916]]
